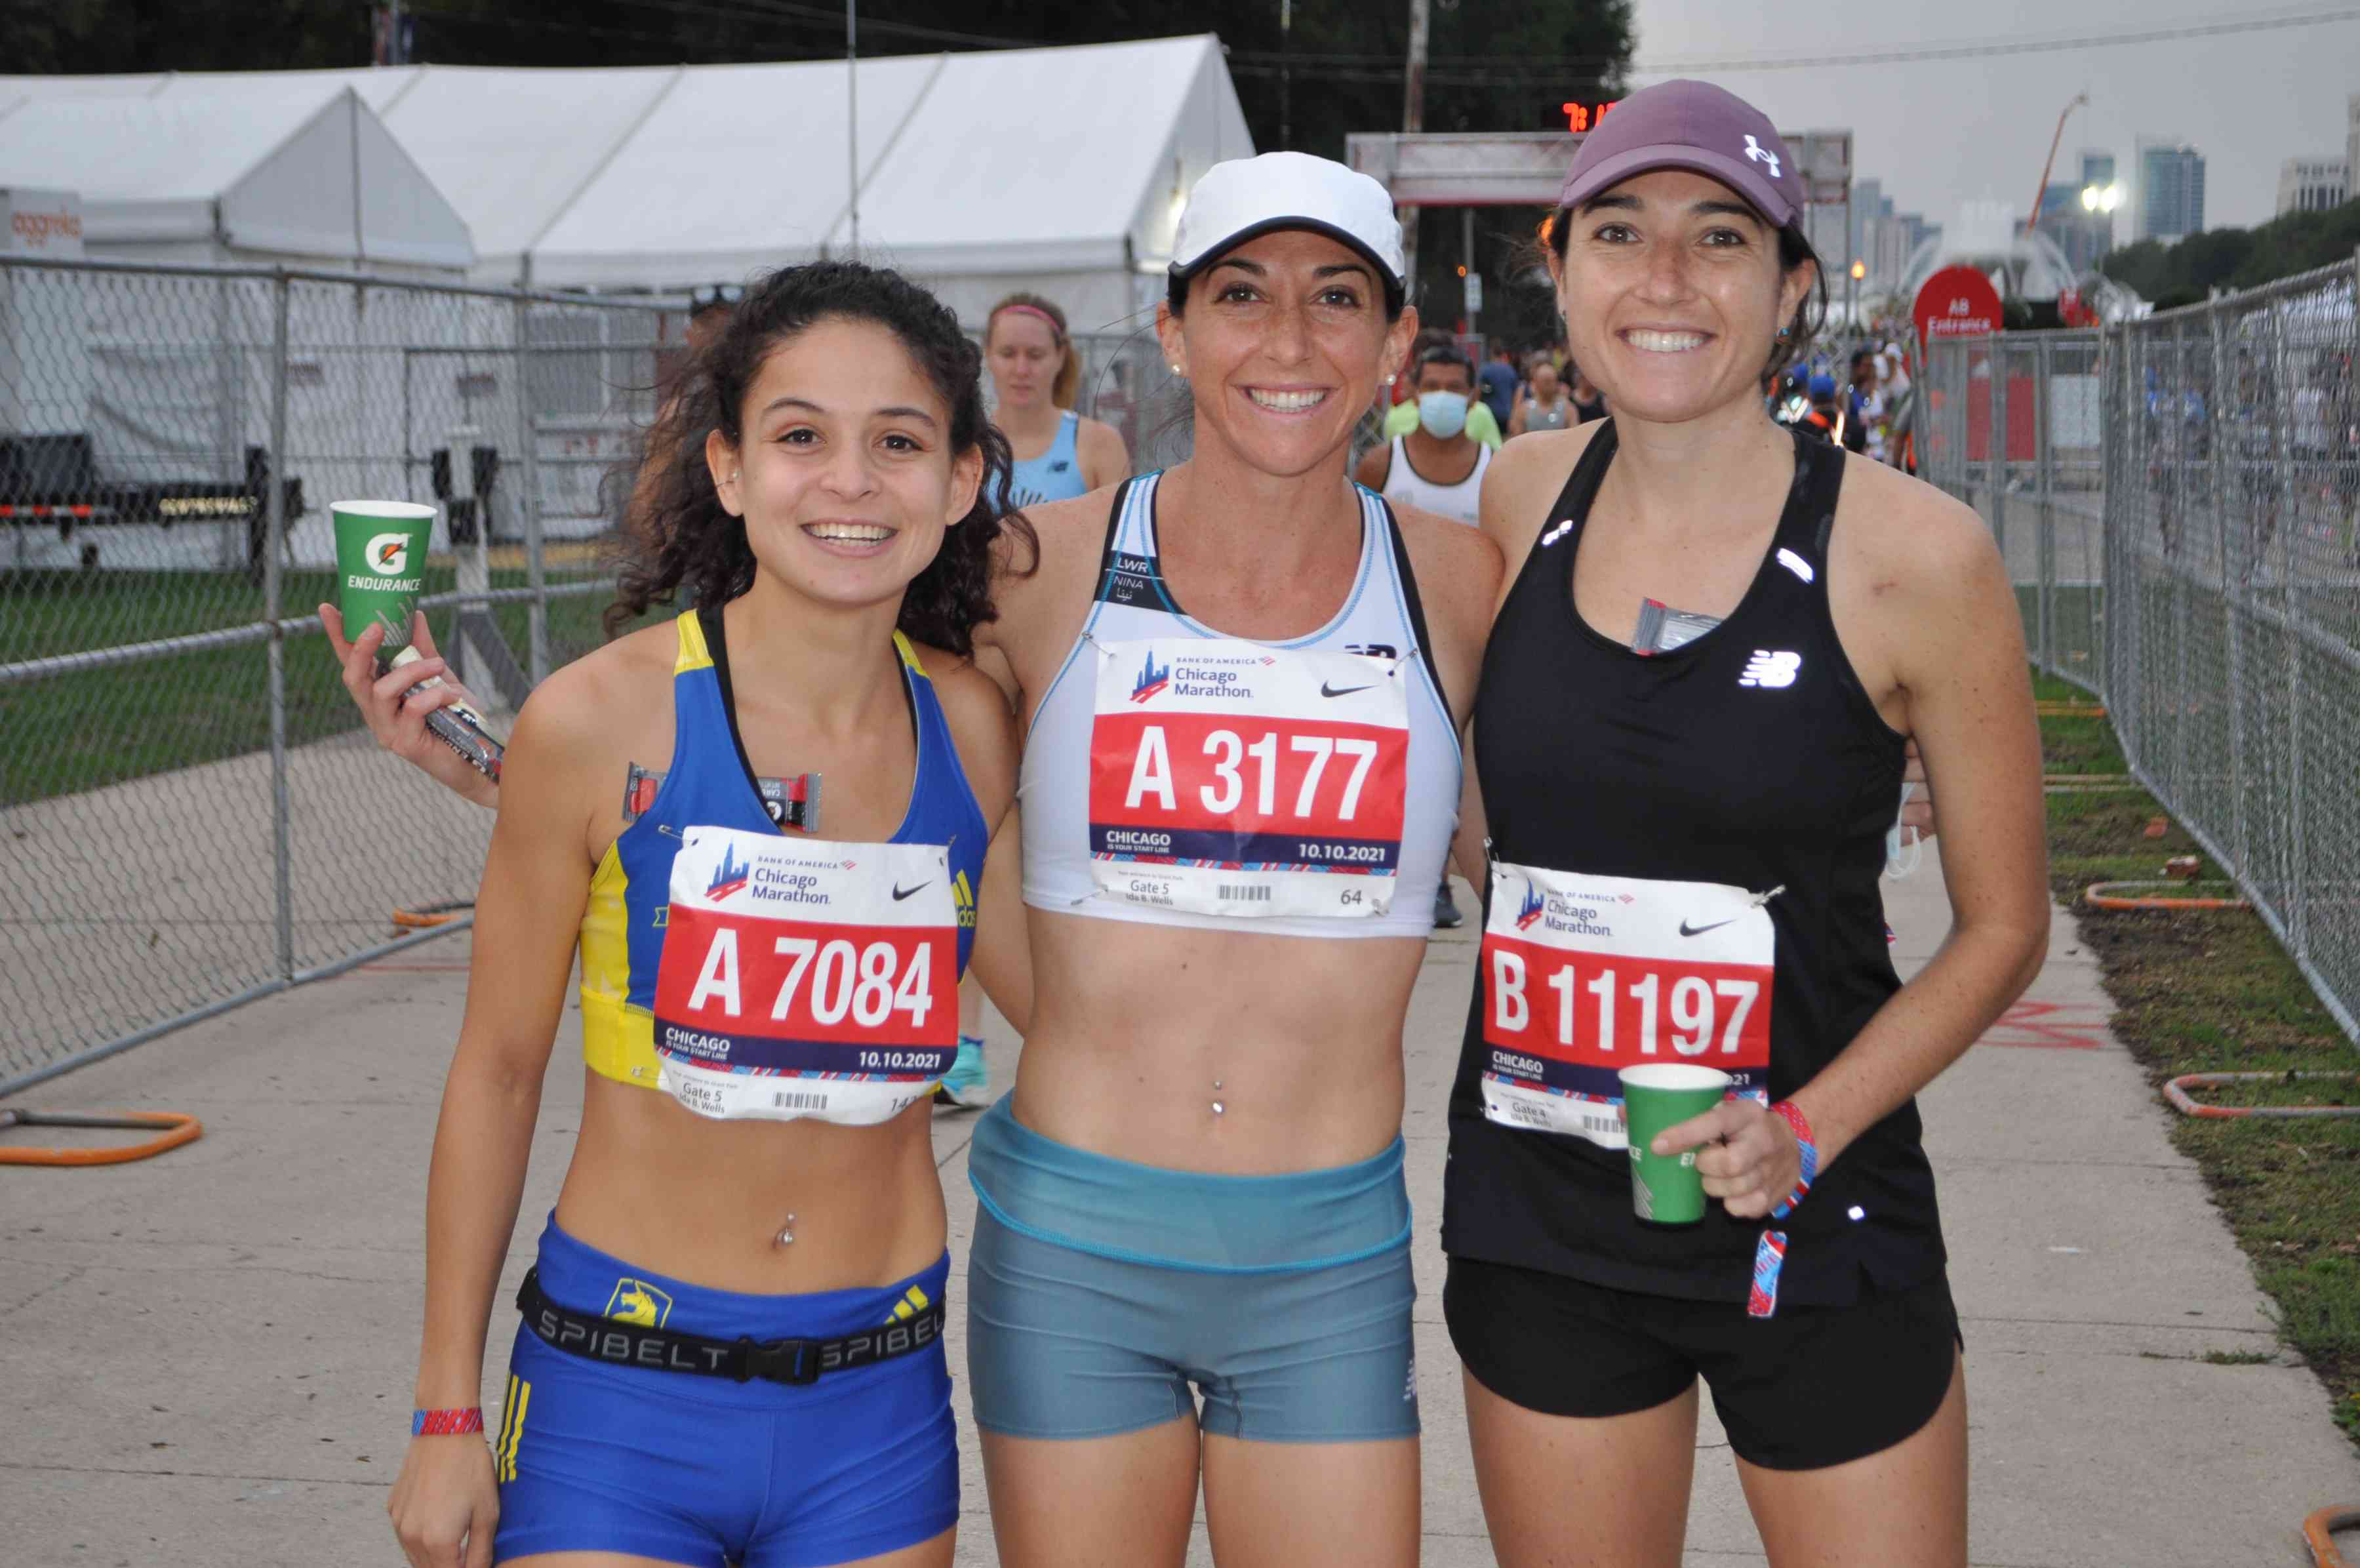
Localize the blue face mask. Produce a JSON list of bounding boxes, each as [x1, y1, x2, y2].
[[1417, 390, 1470, 439]]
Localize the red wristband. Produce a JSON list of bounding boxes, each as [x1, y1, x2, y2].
[[412, 1407, 485, 1437], [1767, 1098, 1815, 1153]]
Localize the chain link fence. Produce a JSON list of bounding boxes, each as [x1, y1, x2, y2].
[[1922, 256, 2360, 1043], [1, 255, 687, 1095]]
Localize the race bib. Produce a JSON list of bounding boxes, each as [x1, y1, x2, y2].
[[1087, 639, 1409, 919], [652, 828, 957, 1125], [1478, 862, 1774, 1148]]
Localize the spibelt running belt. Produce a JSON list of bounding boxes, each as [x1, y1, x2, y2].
[[515, 1267, 944, 1386]]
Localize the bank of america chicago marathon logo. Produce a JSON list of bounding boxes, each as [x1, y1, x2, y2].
[[706, 842, 753, 900], [1130, 651, 1171, 703], [1516, 880, 1546, 931]]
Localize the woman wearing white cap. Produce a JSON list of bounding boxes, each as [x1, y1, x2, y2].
[[960, 151, 1496, 1565], [1443, 79, 2045, 1565]]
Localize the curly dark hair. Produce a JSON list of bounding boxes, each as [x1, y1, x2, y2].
[[607, 260, 1036, 655]]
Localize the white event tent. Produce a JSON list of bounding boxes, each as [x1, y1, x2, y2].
[[0, 85, 479, 569], [0, 83, 472, 271], [0, 35, 1254, 330]]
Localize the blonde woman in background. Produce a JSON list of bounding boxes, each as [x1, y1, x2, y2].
[[932, 295, 1134, 1110]]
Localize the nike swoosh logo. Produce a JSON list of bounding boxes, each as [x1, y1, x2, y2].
[[891, 882, 930, 901], [1321, 682, 1375, 698], [1679, 917, 1736, 937]]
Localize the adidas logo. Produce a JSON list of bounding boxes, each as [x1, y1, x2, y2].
[[1738, 650, 1801, 689]]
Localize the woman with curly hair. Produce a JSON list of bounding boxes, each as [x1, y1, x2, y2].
[[377, 260, 1033, 1568]]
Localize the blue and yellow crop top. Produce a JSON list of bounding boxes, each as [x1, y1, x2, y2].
[[578, 609, 988, 1089]]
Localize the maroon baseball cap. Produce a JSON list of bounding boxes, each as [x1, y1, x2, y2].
[[1556, 80, 1804, 231]]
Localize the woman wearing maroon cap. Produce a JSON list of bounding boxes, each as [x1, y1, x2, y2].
[[1443, 80, 2047, 1565]]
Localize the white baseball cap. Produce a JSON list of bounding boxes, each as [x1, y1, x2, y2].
[[1169, 152, 1407, 302]]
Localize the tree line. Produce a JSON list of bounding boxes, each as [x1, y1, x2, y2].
[[2102, 195, 2360, 309]]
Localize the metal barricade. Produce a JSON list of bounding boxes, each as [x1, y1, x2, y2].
[[0, 256, 685, 1095], [1922, 256, 2360, 1043]]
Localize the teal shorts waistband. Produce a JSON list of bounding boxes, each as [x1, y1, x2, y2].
[[967, 1094, 1411, 1274]]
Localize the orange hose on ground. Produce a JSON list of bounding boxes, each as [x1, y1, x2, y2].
[[0, 1109, 203, 1167], [2165, 1074, 2360, 1120], [2035, 701, 2106, 717], [391, 900, 472, 930], [2306, 1504, 2360, 1566], [2085, 881, 2250, 911]]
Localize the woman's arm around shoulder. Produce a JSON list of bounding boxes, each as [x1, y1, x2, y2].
[[1388, 501, 1503, 725], [1076, 415, 1131, 492], [1476, 419, 1605, 611], [974, 485, 1121, 710], [917, 645, 1031, 1034]]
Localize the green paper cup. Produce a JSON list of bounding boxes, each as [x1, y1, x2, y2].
[[332, 500, 436, 660], [1619, 1064, 1732, 1225]]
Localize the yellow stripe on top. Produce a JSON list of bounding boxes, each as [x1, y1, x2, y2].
[[892, 629, 925, 677], [675, 607, 714, 674], [579, 834, 656, 1088]]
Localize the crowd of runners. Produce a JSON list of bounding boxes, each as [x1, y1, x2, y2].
[[326, 77, 2050, 1568]]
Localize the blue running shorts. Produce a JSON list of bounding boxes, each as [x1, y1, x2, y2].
[[965, 1096, 1420, 1444], [491, 1216, 957, 1568]]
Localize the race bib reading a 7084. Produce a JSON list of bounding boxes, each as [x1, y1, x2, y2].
[[1088, 639, 1409, 919], [652, 827, 957, 1126]]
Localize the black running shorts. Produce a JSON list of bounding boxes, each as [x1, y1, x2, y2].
[[1443, 1253, 1961, 1471]]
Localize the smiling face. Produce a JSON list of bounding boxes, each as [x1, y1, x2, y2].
[[1157, 228, 1416, 479], [986, 308, 1064, 411], [1551, 168, 1814, 428], [705, 315, 981, 615]]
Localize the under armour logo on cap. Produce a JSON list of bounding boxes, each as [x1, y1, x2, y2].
[[1743, 135, 1781, 180]]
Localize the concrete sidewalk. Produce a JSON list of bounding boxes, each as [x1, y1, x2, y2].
[[3, 862, 2355, 1565]]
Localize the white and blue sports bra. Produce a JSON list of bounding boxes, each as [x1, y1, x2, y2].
[[1020, 472, 1461, 940]]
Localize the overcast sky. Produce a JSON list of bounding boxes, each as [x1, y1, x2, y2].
[[1620, 0, 2359, 237]]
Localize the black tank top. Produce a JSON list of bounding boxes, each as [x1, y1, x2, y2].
[[1441, 423, 1941, 1306]]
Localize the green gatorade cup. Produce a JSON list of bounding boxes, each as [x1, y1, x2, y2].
[[332, 500, 436, 658], [1618, 1064, 1733, 1225]]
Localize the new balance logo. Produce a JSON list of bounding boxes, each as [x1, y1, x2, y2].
[[1738, 650, 1801, 689]]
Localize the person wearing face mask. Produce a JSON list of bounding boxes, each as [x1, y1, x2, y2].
[[1358, 343, 1496, 529], [1381, 333, 1505, 449], [1358, 342, 1492, 929]]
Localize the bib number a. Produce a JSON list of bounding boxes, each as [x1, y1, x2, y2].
[[1087, 639, 1410, 918], [652, 828, 957, 1125], [1479, 863, 1774, 1147]]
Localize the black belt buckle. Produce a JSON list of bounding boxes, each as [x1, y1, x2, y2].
[[741, 1335, 819, 1386]]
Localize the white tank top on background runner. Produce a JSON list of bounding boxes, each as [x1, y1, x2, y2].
[[1021, 472, 1460, 941], [1379, 436, 1490, 527]]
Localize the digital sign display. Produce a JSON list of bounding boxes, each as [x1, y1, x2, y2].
[[1559, 101, 1622, 133]]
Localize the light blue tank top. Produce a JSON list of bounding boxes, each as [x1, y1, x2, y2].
[[1007, 411, 1086, 506]]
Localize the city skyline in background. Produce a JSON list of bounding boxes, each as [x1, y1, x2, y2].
[[1626, 0, 2359, 281]]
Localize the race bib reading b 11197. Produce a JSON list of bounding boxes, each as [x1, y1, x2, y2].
[[1479, 862, 1774, 1148], [1087, 639, 1409, 919], [652, 827, 957, 1125]]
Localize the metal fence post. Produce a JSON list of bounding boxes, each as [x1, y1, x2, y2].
[[263, 271, 296, 982], [2213, 298, 2252, 880], [2034, 336, 2054, 674], [514, 294, 548, 686], [1990, 344, 2009, 559]]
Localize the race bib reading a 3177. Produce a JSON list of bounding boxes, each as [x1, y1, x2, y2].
[[652, 828, 957, 1125], [1088, 639, 1409, 918], [1479, 862, 1774, 1148]]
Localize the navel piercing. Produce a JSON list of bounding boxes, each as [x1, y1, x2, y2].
[[776, 1213, 797, 1247]]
